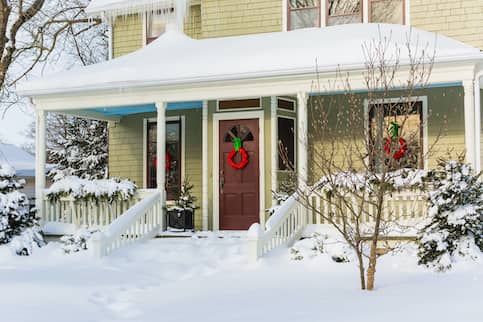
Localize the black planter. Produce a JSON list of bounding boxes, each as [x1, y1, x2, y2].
[[167, 208, 195, 231]]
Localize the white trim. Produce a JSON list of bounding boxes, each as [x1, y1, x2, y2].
[[363, 0, 369, 24], [363, 96, 429, 170], [143, 115, 185, 199], [216, 97, 262, 112], [282, 0, 288, 31], [142, 12, 147, 46], [320, 0, 327, 27], [463, 79, 476, 168], [474, 72, 483, 173], [212, 110, 266, 231], [270, 96, 278, 205], [297, 92, 308, 187], [405, 0, 411, 26], [202, 100, 209, 230], [35, 109, 46, 224], [108, 20, 113, 60]]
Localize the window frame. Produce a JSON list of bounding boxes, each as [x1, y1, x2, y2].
[[368, 0, 406, 25], [287, 0, 322, 31], [216, 98, 262, 112], [326, 0, 363, 26], [364, 96, 428, 170], [277, 115, 297, 171]]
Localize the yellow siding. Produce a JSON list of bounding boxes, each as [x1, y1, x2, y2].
[[411, 0, 483, 49], [201, 0, 282, 38], [185, 5, 202, 39], [112, 15, 143, 58]]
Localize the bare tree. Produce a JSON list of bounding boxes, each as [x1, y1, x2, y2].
[[0, 0, 106, 115], [283, 30, 442, 290]]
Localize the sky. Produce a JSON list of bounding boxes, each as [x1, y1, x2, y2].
[[0, 104, 33, 146]]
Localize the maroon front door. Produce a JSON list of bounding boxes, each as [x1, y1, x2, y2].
[[219, 119, 260, 230]]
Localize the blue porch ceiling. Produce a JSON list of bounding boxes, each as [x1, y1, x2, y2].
[[91, 101, 203, 116]]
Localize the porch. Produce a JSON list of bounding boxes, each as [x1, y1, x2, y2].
[[18, 24, 483, 257]]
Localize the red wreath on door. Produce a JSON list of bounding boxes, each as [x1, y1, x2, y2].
[[153, 153, 172, 171], [227, 137, 249, 169]]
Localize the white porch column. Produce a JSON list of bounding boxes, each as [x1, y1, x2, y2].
[[35, 109, 46, 223], [463, 80, 477, 169], [297, 92, 308, 188], [270, 96, 278, 205], [202, 100, 209, 231], [363, 0, 370, 23], [155, 102, 167, 230], [474, 74, 483, 173]]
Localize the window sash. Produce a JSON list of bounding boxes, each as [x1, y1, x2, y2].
[[369, 0, 405, 24], [326, 0, 362, 25], [278, 117, 296, 171], [288, 0, 321, 30]]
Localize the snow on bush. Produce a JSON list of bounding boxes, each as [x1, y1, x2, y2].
[[417, 159, 483, 271], [289, 232, 355, 263], [45, 176, 137, 202], [60, 227, 99, 254], [313, 168, 428, 195], [0, 162, 43, 254]]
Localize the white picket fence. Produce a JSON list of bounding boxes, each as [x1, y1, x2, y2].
[[42, 189, 154, 228], [89, 191, 163, 257], [248, 189, 428, 261]]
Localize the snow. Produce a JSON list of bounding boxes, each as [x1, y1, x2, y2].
[[0, 230, 481, 322], [45, 176, 136, 201], [18, 24, 483, 96]]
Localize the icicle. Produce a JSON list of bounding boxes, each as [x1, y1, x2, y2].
[[88, 0, 191, 28]]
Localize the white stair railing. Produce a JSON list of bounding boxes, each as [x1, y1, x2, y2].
[[90, 191, 163, 257], [248, 194, 308, 261]]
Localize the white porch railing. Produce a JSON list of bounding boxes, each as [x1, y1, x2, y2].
[[89, 191, 163, 257], [42, 189, 155, 229], [248, 189, 428, 261], [248, 195, 307, 261]]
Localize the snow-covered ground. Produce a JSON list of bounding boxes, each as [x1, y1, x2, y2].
[[0, 232, 481, 322]]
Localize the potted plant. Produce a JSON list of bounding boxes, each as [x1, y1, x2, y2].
[[166, 177, 197, 231]]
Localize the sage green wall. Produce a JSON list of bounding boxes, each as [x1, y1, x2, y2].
[[108, 109, 203, 229], [307, 86, 466, 183]]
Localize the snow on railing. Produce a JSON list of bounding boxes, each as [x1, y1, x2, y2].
[[248, 194, 307, 261], [90, 191, 163, 258], [42, 190, 154, 229], [307, 190, 427, 224]]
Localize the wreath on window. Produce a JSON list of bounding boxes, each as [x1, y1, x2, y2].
[[153, 153, 172, 171], [227, 137, 249, 169], [384, 121, 407, 160]]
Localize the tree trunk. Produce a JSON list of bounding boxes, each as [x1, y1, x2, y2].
[[356, 248, 366, 290], [366, 192, 384, 291]]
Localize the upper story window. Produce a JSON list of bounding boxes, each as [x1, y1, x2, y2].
[[369, 0, 405, 24], [288, 0, 321, 30], [327, 0, 362, 26], [146, 8, 174, 44]]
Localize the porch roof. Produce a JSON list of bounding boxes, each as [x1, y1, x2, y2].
[[17, 24, 483, 98]]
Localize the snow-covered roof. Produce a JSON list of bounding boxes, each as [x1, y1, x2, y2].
[[18, 24, 483, 97], [0, 144, 36, 177]]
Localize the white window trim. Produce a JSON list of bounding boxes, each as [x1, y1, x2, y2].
[[216, 97, 262, 112], [364, 96, 429, 170], [143, 115, 186, 193], [142, 12, 147, 46], [277, 97, 297, 113], [277, 115, 297, 171], [212, 110, 266, 231]]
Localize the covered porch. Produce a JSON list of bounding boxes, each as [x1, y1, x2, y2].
[[18, 24, 483, 256]]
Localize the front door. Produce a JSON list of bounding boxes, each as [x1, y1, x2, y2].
[[219, 119, 260, 230]]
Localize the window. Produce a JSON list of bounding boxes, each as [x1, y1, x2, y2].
[[278, 98, 296, 112], [368, 101, 423, 170], [327, 0, 362, 26], [146, 120, 182, 200], [146, 8, 174, 44], [369, 0, 405, 24], [218, 98, 260, 111], [288, 0, 321, 30], [278, 117, 296, 170]]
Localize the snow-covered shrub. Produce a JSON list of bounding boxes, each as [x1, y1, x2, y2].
[[417, 159, 483, 271], [60, 227, 98, 254], [289, 232, 354, 262], [10, 228, 45, 256], [0, 163, 43, 253], [45, 176, 137, 203]]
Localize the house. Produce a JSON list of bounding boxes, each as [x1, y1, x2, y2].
[[16, 0, 483, 256]]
